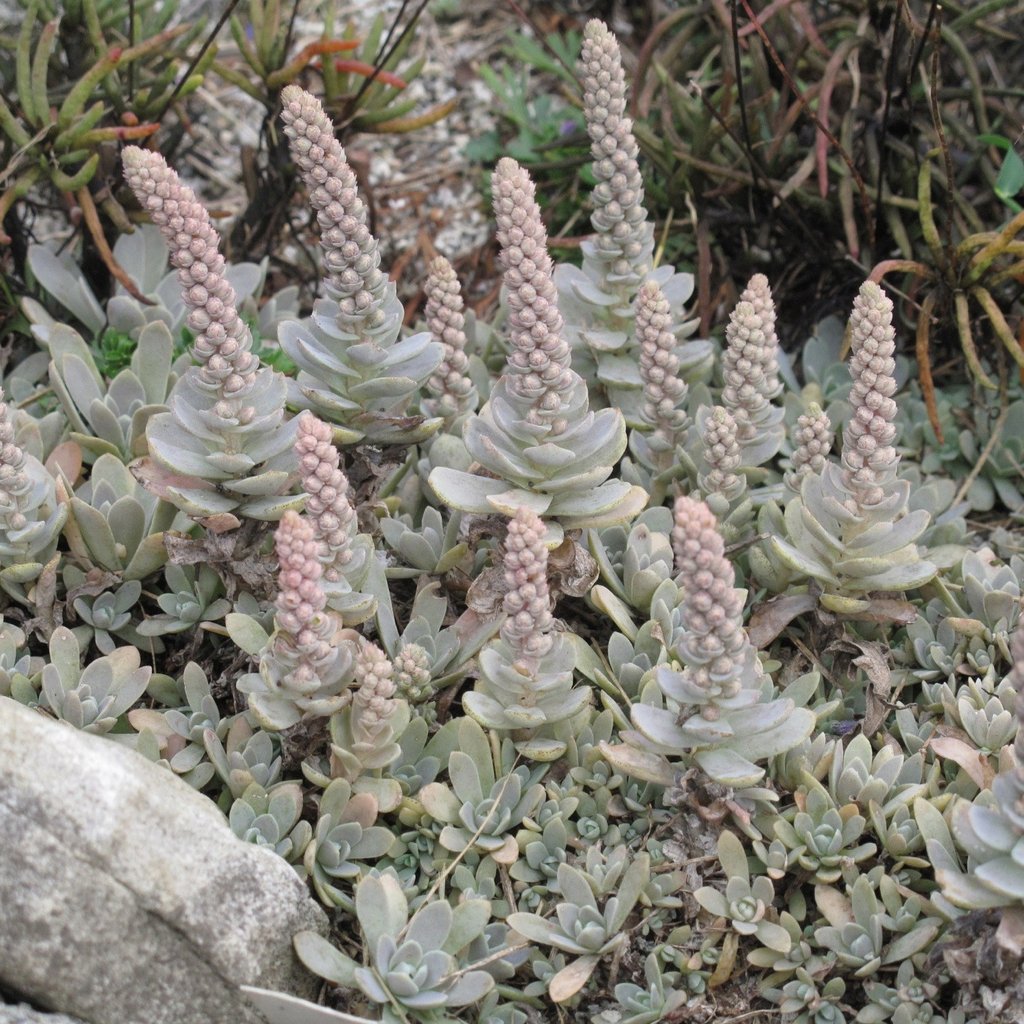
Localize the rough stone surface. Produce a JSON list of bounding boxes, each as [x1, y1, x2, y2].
[[0, 698, 329, 1024], [0, 1006, 89, 1024]]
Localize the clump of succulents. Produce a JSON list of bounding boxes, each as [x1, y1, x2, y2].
[[930, 620, 1024, 946], [25, 221, 296, 359], [6, 14, 1024, 1024]]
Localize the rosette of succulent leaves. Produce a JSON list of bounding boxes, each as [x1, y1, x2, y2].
[[276, 84, 444, 445], [429, 156, 647, 539], [24, 220, 297, 374], [121, 146, 300, 522], [553, 19, 711, 421], [0, 385, 68, 604], [294, 869, 498, 1024], [929, 620, 1024, 953], [769, 281, 937, 613]]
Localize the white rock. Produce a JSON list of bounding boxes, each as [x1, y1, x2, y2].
[[0, 1006, 88, 1024], [0, 698, 329, 1024]]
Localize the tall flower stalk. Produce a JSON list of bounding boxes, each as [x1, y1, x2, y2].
[[294, 412, 374, 624], [422, 255, 477, 424], [238, 511, 354, 731], [721, 275, 785, 467]]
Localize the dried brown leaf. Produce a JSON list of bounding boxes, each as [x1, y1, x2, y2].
[[850, 639, 892, 737], [547, 534, 599, 599], [927, 736, 995, 790], [709, 931, 739, 988], [996, 907, 1024, 956], [747, 593, 816, 648], [130, 456, 213, 500]]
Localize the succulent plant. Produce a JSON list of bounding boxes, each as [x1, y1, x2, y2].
[[463, 507, 590, 760], [429, 157, 647, 536], [697, 404, 754, 544], [827, 733, 930, 818], [136, 563, 231, 638], [59, 452, 176, 581], [294, 411, 374, 623], [314, 639, 410, 801], [38, 318, 177, 463], [721, 275, 786, 468], [3, 14, 1024, 1022], [304, 778, 396, 908], [930, 621, 1024, 943], [770, 282, 936, 612], [508, 850, 651, 1002], [588, 505, 675, 618], [277, 85, 443, 445], [623, 281, 698, 501], [422, 255, 478, 425], [26, 223, 297, 361], [39, 625, 151, 734], [0, 1, 207, 249], [0, 385, 68, 599], [766, 968, 848, 1024], [379, 504, 470, 579], [295, 870, 496, 1023], [121, 146, 299, 522], [204, 714, 283, 802], [603, 952, 690, 1024], [904, 549, 1022, 685], [229, 780, 312, 867], [70, 578, 143, 654], [0, 617, 41, 704], [695, 829, 792, 952], [958, 398, 1024, 513], [553, 20, 709, 417], [127, 661, 230, 790], [603, 496, 815, 788], [858, 960, 945, 1024], [235, 510, 356, 731], [773, 786, 877, 884], [419, 725, 546, 865], [813, 872, 940, 979], [786, 402, 834, 494]]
